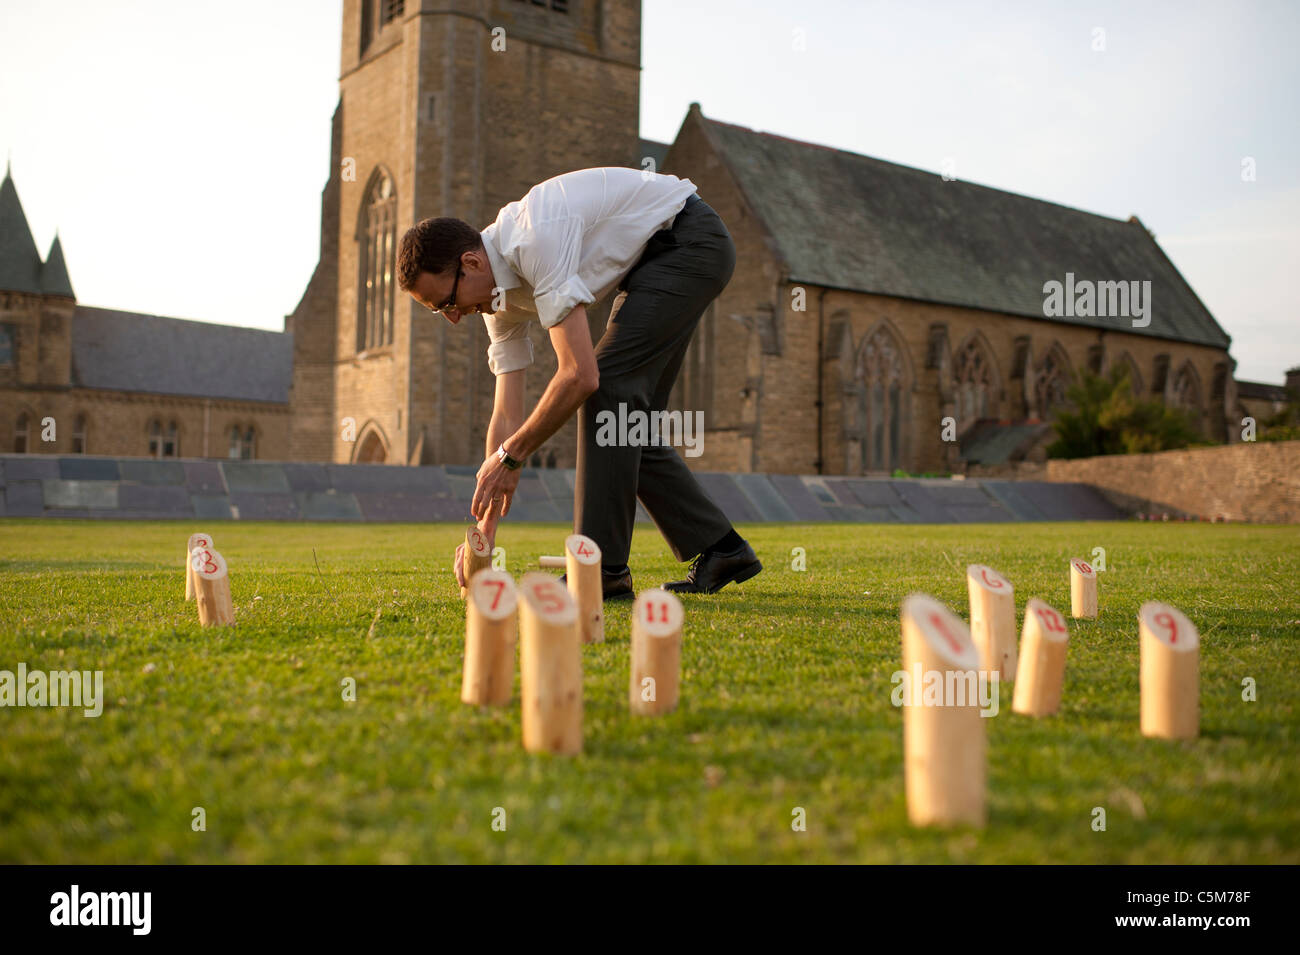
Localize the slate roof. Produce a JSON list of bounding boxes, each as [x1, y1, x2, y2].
[[71, 306, 294, 404], [637, 138, 670, 172], [1236, 380, 1288, 402], [959, 420, 1053, 465], [41, 236, 74, 297], [0, 168, 43, 295], [697, 110, 1231, 349]]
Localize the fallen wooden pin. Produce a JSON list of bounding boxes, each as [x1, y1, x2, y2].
[[1012, 598, 1069, 717], [900, 594, 985, 828], [459, 526, 492, 600], [462, 569, 518, 707], [190, 545, 235, 627], [184, 531, 213, 601], [1070, 558, 1098, 619], [966, 563, 1018, 681], [538, 555, 566, 569], [1139, 601, 1199, 740], [629, 588, 683, 717], [517, 572, 582, 756], [565, 533, 604, 644]]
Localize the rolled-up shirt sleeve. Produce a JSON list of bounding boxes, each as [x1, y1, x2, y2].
[[514, 215, 596, 328], [483, 313, 534, 376]]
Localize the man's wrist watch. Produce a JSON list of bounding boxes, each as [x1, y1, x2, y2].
[[496, 443, 523, 470]]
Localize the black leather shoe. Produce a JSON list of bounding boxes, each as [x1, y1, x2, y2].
[[559, 566, 635, 601], [663, 541, 762, 594]]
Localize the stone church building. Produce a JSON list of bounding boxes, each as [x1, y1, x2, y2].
[[0, 167, 292, 461], [3, 0, 1286, 474]]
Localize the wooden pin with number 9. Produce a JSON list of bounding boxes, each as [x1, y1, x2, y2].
[[1139, 601, 1199, 740]]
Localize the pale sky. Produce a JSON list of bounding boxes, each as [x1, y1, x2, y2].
[[2, 0, 1296, 383]]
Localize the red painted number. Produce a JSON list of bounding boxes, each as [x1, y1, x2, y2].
[[535, 583, 565, 615], [644, 602, 669, 624], [197, 549, 217, 575], [1154, 611, 1178, 643], [576, 540, 592, 557], [486, 579, 506, 611], [1075, 560, 1092, 574], [1037, 607, 1066, 633], [980, 568, 1005, 589], [927, 612, 964, 654], [470, 530, 484, 550]]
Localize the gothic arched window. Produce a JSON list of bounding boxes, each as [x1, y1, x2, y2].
[[1171, 363, 1203, 435], [358, 169, 397, 353], [14, 412, 29, 453], [953, 337, 993, 429], [1172, 363, 1201, 412], [1033, 347, 1070, 420], [855, 325, 907, 473]]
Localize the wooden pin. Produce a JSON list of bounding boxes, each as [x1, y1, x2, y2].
[[966, 564, 1018, 680], [459, 526, 492, 599], [629, 588, 684, 716], [538, 555, 566, 569], [1012, 598, 1070, 717], [462, 569, 518, 707], [184, 532, 213, 601], [564, 533, 604, 644], [1070, 558, 1098, 619], [191, 546, 234, 627], [1139, 601, 1199, 740], [900, 593, 986, 828], [517, 571, 582, 756]]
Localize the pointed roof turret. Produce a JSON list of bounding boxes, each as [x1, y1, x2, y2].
[[41, 233, 75, 298], [0, 166, 43, 294]]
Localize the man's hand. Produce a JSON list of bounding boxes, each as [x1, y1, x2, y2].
[[471, 453, 521, 526]]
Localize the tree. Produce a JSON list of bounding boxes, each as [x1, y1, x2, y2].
[[1047, 366, 1204, 459], [1260, 381, 1300, 442]]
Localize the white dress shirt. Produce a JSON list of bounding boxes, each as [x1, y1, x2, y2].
[[478, 166, 699, 376]]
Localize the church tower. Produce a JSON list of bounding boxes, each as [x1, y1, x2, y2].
[[288, 0, 644, 466]]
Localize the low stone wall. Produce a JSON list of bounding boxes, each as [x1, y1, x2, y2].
[[0, 453, 1122, 523], [1044, 440, 1300, 523]]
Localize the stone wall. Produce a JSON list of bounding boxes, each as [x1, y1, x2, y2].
[[1045, 440, 1300, 523]]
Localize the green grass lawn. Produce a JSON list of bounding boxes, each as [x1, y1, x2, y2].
[[0, 518, 1296, 863]]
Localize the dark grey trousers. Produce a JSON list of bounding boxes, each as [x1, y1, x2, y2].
[[573, 195, 737, 567]]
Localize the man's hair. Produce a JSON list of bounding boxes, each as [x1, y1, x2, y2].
[[397, 217, 483, 291]]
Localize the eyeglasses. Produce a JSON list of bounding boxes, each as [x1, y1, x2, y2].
[[429, 267, 464, 317]]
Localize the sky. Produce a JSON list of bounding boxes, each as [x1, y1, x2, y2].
[[1, 0, 1296, 383]]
